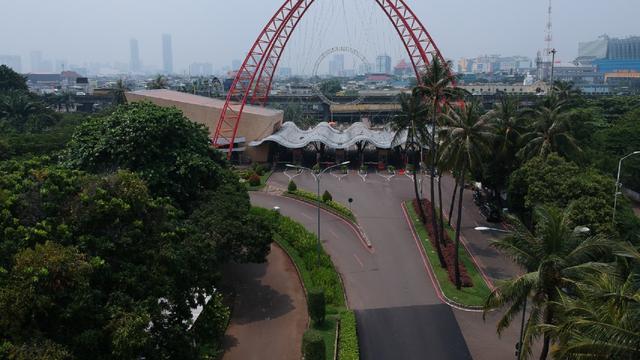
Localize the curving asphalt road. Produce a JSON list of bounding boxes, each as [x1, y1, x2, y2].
[[254, 170, 525, 360]]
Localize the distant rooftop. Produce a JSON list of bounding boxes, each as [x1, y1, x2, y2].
[[127, 89, 282, 117]]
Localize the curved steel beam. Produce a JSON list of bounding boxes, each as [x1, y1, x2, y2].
[[214, 0, 447, 157], [213, 0, 307, 153]]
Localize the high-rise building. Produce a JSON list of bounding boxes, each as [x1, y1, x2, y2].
[[130, 38, 141, 73], [375, 54, 392, 74], [189, 62, 213, 76], [0, 55, 22, 72], [329, 54, 345, 77], [162, 34, 173, 74], [30, 51, 43, 72]]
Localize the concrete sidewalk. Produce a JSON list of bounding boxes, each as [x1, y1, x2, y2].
[[221, 243, 308, 360]]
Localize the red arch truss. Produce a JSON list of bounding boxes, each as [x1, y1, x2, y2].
[[213, 0, 447, 157]]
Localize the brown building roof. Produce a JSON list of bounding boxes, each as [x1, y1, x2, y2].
[[128, 89, 282, 117]]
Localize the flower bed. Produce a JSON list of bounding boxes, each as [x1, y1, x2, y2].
[[413, 199, 473, 287]]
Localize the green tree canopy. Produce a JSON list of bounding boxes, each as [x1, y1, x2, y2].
[[63, 101, 225, 208], [508, 154, 638, 238], [0, 65, 28, 92]]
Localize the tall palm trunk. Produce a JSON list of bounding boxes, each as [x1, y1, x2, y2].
[[437, 171, 446, 244], [448, 171, 458, 226], [539, 307, 554, 360], [454, 160, 467, 290], [429, 102, 444, 249], [412, 149, 427, 223]]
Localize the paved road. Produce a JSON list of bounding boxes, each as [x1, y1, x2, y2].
[[263, 170, 524, 360], [252, 192, 472, 360], [221, 243, 308, 360]]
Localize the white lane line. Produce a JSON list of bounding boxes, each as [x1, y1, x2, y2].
[[330, 229, 339, 238], [353, 254, 364, 268], [301, 212, 313, 220]]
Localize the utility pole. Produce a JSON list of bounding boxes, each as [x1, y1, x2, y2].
[[550, 48, 557, 85]]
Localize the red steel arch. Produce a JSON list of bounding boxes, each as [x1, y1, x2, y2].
[[214, 0, 447, 157]]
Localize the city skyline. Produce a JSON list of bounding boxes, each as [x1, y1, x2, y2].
[[0, 0, 638, 75]]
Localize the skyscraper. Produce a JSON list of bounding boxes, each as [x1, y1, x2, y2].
[[329, 54, 345, 77], [162, 34, 173, 74], [130, 38, 141, 73], [375, 54, 392, 74]]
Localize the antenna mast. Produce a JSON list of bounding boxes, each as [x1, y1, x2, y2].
[[544, 0, 553, 62]]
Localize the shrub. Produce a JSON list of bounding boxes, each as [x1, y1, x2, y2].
[[312, 163, 320, 173], [322, 190, 333, 203], [341, 165, 348, 173], [387, 165, 395, 173], [338, 311, 360, 360], [248, 173, 261, 187], [288, 180, 297, 193], [308, 288, 326, 325], [252, 163, 266, 176], [302, 330, 325, 360]]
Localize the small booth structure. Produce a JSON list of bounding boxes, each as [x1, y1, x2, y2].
[[250, 121, 410, 169]]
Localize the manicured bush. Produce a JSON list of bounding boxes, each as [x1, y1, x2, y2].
[[340, 165, 348, 174], [248, 173, 261, 187], [308, 288, 326, 325], [288, 180, 297, 193], [252, 163, 266, 176], [322, 190, 333, 203], [287, 189, 355, 222], [302, 330, 325, 360], [312, 163, 320, 173], [387, 165, 396, 173], [338, 311, 360, 360]]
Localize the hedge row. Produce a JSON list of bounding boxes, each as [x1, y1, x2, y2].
[[337, 311, 359, 360], [287, 188, 356, 223], [413, 199, 473, 287]]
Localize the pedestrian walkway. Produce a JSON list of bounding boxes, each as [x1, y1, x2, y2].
[[221, 243, 308, 360]]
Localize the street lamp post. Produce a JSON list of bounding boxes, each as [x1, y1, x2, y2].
[[286, 161, 350, 263], [613, 151, 640, 223]]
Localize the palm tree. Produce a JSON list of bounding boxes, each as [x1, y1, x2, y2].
[[483, 205, 612, 360], [113, 79, 129, 105], [148, 75, 168, 90], [414, 57, 465, 248], [518, 96, 581, 160], [392, 92, 447, 268], [551, 81, 582, 103], [0, 90, 39, 132], [484, 96, 527, 211], [551, 243, 640, 360], [439, 101, 494, 289]]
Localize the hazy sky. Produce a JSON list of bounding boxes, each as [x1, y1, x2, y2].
[[1, 0, 638, 73]]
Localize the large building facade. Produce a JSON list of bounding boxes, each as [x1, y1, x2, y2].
[[577, 35, 640, 73]]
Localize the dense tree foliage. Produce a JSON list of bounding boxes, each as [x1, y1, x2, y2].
[[64, 102, 224, 208], [1, 102, 274, 358], [0, 65, 27, 92]]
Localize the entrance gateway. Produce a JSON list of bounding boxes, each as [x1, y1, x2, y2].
[[213, 0, 448, 158]]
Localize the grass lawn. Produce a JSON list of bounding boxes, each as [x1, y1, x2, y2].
[[405, 201, 492, 307]]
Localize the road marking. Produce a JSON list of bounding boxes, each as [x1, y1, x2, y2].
[[353, 254, 364, 268], [330, 229, 339, 238], [301, 212, 313, 220]]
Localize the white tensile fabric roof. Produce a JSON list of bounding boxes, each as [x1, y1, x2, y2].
[[250, 122, 407, 150]]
